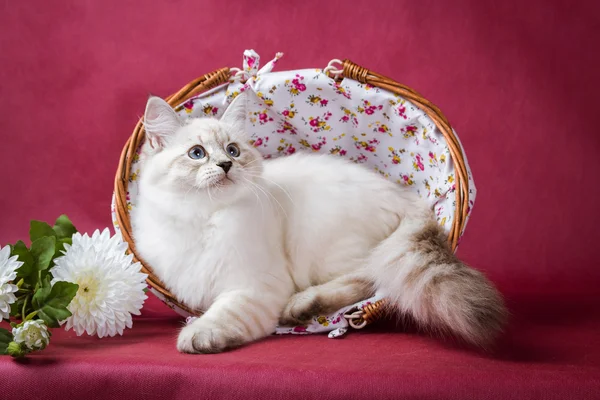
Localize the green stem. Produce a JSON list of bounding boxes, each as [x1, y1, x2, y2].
[[21, 296, 28, 321], [24, 311, 38, 321], [16, 278, 24, 288]]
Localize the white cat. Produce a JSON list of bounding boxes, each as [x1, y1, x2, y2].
[[132, 93, 506, 354]]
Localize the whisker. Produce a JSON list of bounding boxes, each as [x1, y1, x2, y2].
[[242, 178, 265, 220], [207, 185, 214, 204], [183, 185, 195, 202], [246, 178, 288, 219], [244, 173, 295, 206], [243, 158, 263, 168]]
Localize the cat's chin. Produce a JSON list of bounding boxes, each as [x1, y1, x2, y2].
[[203, 175, 234, 188], [193, 177, 249, 203]]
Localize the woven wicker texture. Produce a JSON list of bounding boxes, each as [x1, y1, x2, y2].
[[114, 61, 469, 322]]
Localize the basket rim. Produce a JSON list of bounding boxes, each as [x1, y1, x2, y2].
[[114, 60, 471, 320]]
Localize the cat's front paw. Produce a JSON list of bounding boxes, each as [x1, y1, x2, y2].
[[177, 321, 245, 354]]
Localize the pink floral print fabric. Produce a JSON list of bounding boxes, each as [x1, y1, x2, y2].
[[111, 50, 476, 337]]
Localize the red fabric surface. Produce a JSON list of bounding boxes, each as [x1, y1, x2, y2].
[[1, 295, 599, 399], [1, 0, 599, 399]]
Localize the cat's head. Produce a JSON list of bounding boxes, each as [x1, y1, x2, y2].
[[141, 93, 263, 204]]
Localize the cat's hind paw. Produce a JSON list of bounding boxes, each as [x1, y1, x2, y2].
[[278, 289, 324, 326]]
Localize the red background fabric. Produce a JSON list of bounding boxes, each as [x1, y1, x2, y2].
[[1, 1, 599, 399]]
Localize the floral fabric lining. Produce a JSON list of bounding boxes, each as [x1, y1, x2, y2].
[[111, 50, 476, 337]]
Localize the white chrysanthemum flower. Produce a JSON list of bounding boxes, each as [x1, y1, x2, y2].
[[0, 245, 22, 320], [12, 319, 50, 350], [51, 229, 148, 338]]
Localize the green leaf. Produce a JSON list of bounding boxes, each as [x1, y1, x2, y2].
[[32, 276, 52, 310], [53, 215, 77, 239], [54, 237, 72, 259], [35, 281, 78, 328], [10, 298, 25, 318], [0, 328, 12, 355], [30, 221, 57, 242], [7, 341, 25, 358], [30, 236, 56, 272], [39, 270, 50, 288], [12, 240, 34, 278]]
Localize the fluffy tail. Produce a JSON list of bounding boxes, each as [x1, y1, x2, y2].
[[368, 211, 507, 348]]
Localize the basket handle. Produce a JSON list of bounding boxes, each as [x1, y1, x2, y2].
[[166, 67, 231, 106]]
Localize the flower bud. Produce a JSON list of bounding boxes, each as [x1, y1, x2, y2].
[[7, 341, 25, 358], [12, 319, 50, 351]]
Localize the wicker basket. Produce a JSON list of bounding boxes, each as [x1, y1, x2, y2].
[[113, 58, 471, 326]]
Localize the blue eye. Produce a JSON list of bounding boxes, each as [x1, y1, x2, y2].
[[226, 143, 240, 157], [188, 145, 206, 160]]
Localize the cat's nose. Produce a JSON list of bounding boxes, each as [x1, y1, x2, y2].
[[217, 161, 233, 173]]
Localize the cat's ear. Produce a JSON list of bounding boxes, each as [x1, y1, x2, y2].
[[220, 92, 248, 134], [144, 96, 182, 149]]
